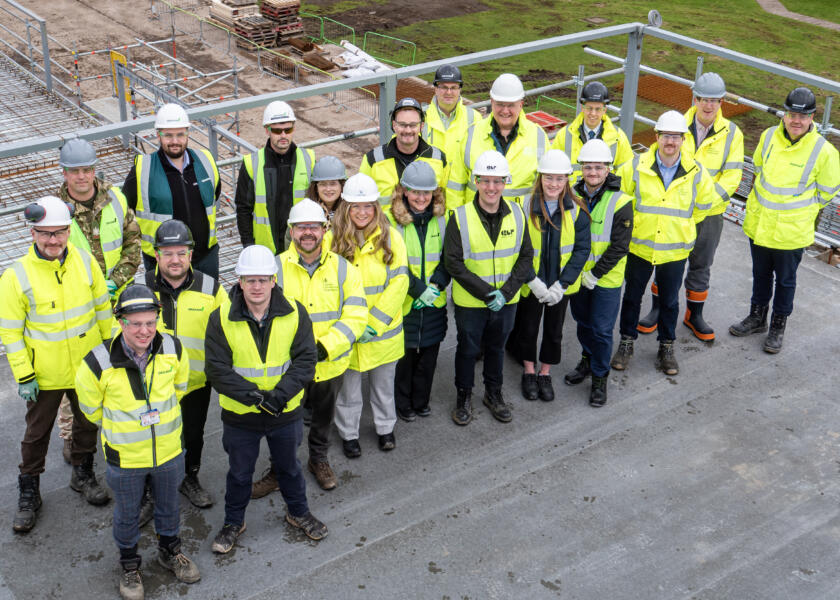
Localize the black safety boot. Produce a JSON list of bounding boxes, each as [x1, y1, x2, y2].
[[451, 388, 473, 426], [683, 290, 714, 342], [520, 373, 538, 401], [637, 282, 659, 334], [610, 336, 634, 371], [729, 303, 768, 337], [763, 313, 787, 354], [483, 387, 512, 423], [656, 341, 679, 376], [564, 355, 591, 385], [70, 454, 110, 506], [13, 474, 41, 533], [589, 375, 608, 407], [179, 465, 213, 508], [536, 375, 554, 402]]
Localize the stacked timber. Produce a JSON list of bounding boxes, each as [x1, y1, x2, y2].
[[208, 0, 279, 49], [260, 0, 304, 44]]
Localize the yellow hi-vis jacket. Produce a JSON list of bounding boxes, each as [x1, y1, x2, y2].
[[359, 138, 448, 205], [744, 122, 840, 250], [423, 98, 479, 205], [448, 112, 549, 209], [520, 198, 582, 297], [76, 333, 188, 468], [276, 244, 369, 381], [584, 189, 633, 288], [67, 186, 133, 280], [347, 226, 409, 371], [683, 106, 745, 215], [551, 112, 634, 185], [145, 269, 227, 393], [617, 146, 718, 264], [0, 243, 111, 389]]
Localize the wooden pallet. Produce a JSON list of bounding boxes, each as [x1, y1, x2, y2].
[[209, 3, 259, 22], [261, 0, 301, 10], [221, 0, 256, 6]]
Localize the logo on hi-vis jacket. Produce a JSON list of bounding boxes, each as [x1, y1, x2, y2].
[[500, 228, 515, 236]]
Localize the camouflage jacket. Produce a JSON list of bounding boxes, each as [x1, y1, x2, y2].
[[59, 179, 142, 288]]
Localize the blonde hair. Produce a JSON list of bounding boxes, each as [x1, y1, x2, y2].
[[330, 201, 395, 265]]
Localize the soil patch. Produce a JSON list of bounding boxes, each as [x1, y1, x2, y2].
[[305, 0, 490, 32]]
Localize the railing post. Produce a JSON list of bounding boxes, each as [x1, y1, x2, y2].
[[378, 73, 397, 145], [208, 121, 219, 160], [819, 96, 833, 135], [575, 64, 585, 114], [694, 56, 704, 83], [116, 64, 129, 148], [619, 26, 643, 139]]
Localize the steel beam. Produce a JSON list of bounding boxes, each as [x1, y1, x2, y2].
[[619, 27, 643, 137]]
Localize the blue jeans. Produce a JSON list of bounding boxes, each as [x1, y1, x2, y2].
[[105, 452, 184, 552], [619, 253, 687, 341], [749, 240, 803, 316], [222, 420, 308, 526], [453, 303, 516, 390], [569, 285, 622, 377]]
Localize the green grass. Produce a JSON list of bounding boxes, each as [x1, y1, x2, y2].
[[780, 0, 840, 23]]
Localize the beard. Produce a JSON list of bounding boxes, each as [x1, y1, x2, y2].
[[162, 146, 185, 160]]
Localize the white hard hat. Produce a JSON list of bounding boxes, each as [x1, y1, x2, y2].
[[341, 173, 380, 203], [235, 244, 278, 276], [490, 73, 525, 102], [154, 103, 191, 129], [537, 149, 573, 175], [577, 139, 614, 164], [654, 110, 689, 134], [288, 198, 327, 224], [472, 150, 511, 178], [25, 195, 73, 227], [263, 101, 296, 125]]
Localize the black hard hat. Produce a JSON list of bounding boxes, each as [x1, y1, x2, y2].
[[580, 81, 610, 104], [434, 65, 463, 86], [114, 284, 161, 317], [783, 87, 817, 115], [154, 219, 194, 249], [390, 97, 424, 123]]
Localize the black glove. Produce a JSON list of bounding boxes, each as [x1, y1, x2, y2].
[[316, 341, 328, 362], [257, 389, 288, 417], [246, 390, 264, 406]]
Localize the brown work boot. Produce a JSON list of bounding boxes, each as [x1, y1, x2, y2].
[[118, 557, 143, 600], [286, 511, 328, 540], [250, 466, 279, 499], [610, 336, 634, 370], [308, 460, 338, 491], [157, 541, 200, 584], [656, 341, 679, 375]]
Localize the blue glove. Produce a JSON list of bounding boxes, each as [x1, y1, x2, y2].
[[485, 289, 506, 312], [106, 279, 118, 296], [18, 380, 39, 403], [358, 325, 378, 343], [412, 285, 440, 309]]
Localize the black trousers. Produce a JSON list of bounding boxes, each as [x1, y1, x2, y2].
[[306, 374, 344, 463], [395, 343, 441, 412], [507, 292, 570, 365], [180, 385, 212, 471]]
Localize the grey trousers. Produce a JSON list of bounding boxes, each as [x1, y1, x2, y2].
[[685, 213, 724, 292], [334, 361, 398, 440]]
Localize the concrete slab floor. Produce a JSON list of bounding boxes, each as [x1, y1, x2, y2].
[[0, 220, 838, 599]]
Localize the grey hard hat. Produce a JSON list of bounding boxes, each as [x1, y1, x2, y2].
[[311, 156, 347, 181], [59, 138, 98, 168], [400, 161, 437, 191], [692, 72, 726, 99]]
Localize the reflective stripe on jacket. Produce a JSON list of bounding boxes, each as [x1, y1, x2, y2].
[[423, 98, 479, 209], [521, 197, 582, 296], [584, 190, 632, 288], [68, 187, 130, 278], [359, 141, 448, 205], [551, 112, 634, 184], [387, 210, 448, 314]]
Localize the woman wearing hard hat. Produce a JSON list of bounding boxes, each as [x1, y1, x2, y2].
[[307, 156, 347, 223]]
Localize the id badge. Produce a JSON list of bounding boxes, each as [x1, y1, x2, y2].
[[140, 409, 160, 427]]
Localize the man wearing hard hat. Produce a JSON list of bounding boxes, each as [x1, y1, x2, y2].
[[0, 196, 112, 533], [122, 103, 221, 278], [205, 244, 326, 554], [236, 101, 315, 255], [448, 73, 549, 208]]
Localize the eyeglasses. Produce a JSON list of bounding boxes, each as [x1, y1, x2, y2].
[[240, 276, 274, 286], [476, 177, 506, 187], [159, 132, 188, 141], [269, 126, 294, 135], [658, 133, 684, 141], [582, 105, 607, 114], [121, 318, 158, 330], [33, 227, 70, 240], [157, 249, 190, 259], [393, 121, 421, 131], [292, 223, 324, 231], [436, 84, 460, 93], [785, 112, 812, 122]]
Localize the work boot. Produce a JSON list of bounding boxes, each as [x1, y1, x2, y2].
[[118, 556, 143, 600], [179, 465, 213, 508], [13, 474, 41, 533], [590, 375, 608, 408], [520, 373, 538, 401], [308, 460, 337, 491], [62, 438, 72, 465], [729, 303, 768, 337], [378, 432, 396, 451], [483, 387, 513, 423], [637, 282, 659, 333], [138, 484, 154, 528], [564, 355, 591, 385], [451, 388, 473, 426], [70, 454, 110, 506], [656, 341, 679, 375], [763, 313, 787, 354], [342, 439, 362, 459], [286, 511, 328, 541], [251, 466, 279, 499], [683, 289, 715, 341], [610, 336, 634, 371], [537, 374, 555, 402], [212, 522, 246, 554], [158, 540, 200, 584]]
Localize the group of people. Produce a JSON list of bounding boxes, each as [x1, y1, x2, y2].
[[1, 62, 837, 600]]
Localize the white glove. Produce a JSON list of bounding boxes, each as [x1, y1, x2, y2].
[[545, 282, 566, 306], [581, 270, 599, 290], [527, 277, 550, 302]]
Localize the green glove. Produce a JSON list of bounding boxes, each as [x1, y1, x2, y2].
[[412, 285, 440, 309], [485, 289, 506, 312], [106, 279, 118, 296], [18, 380, 39, 403], [358, 325, 378, 343]]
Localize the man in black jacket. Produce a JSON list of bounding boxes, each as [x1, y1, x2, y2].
[[205, 244, 326, 554]]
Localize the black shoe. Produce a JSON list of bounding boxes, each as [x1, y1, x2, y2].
[[610, 336, 634, 371], [656, 341, 679, 375], [483, 388, 512, 423], [342, 439, 362, 459], [212, 522, 246, 554], [590, 375, 608, 407], [729, 303, 769, 337], [564, 356, 591, 385], [536, 375, 554, 402], [763, 313, 787, 354], [179, 466, 214, 508], [415, 405, 431, 417], [286, 511, 328, 541], [451, 388, 473, 426], [637, 284, 659, 334], [138, 483, 154, 528], [396, 407, 416, 422], [378, 433, 396, 451], [70, 454, 110, 506], [13, 474, 41, 533], [520, 373, 538, 401]]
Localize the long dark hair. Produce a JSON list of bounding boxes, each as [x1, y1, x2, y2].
[[529, 174, 589, 231]]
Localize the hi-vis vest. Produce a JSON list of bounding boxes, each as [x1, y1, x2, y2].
[[552, 112, 634, 184], [452, 199, 526, 307], [68, 187, 130, 278], [744, 123, 840, 250], [134, 148, 220, 256], [217, 298, 303, 415], [387, 210, 448, 314], [583, 190, 632, 288], [521, 197, 582, 296], [359, 142, 448, 205], [422, 99, 479, 203], [243, 146, 314, 254]]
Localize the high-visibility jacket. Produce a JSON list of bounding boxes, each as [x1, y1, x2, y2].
[[134, 148, 220, 256], [448, 112, 549, 208], [346, 226, 409, 371], [583, 189, 633, 288], [76, 333, 188, 468], [422, 98, 479, 209], [68, 186, 132, 280], [521, 197, 582, 296], [744, 123, 840, 250], [0, 243, 111, 389], [145, 269, 227, 393], [276, 245, 369, 381], [359, 139, 448, 205], [243, 146, 314, 254], [684, 106, 744, 215], [216, 296, 305, 415], [617, 146, 717, 264], [551, 112, 634, 184], [451, 199, 527, 307]]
